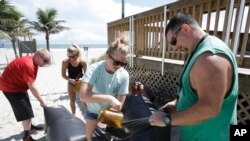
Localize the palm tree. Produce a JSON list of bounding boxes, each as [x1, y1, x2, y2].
[[30, 8, 69, 51], [0, 0, 34, 58], [0, 30, 10, 40], [0, 0, 12, 40], [0, 0, 27, 58], [5, 10, 25, 58]]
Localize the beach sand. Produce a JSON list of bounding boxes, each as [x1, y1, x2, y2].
[[0, 48, 106, 141]]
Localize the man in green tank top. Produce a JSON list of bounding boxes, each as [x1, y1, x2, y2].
[[149, 12, 238, 141]]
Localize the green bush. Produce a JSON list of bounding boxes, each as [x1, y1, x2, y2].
[[90, 54, 106, 64]]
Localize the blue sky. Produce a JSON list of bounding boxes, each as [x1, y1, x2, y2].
[[10, 0, 175, 45]]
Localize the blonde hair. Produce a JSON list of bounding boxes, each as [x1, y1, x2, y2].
[[67, 44, 81, 57], [106, 36, 129, 56]]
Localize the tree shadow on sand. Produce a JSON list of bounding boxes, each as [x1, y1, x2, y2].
[[40, 92, 69, 103], [51, 93, 69, 103], [75, 93, 87, 118], [41, 92, 67, 97], [2, 123, 47, 141], [1, 132, 23, 141]]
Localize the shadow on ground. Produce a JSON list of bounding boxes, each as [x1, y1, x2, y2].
[[1, 124, 46, 141]]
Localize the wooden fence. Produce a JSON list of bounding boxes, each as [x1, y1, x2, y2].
[[108, 0, 250, 125], [108, 0, 250, 68]]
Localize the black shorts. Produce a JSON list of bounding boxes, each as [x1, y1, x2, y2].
[[3, 92, 34, 122]]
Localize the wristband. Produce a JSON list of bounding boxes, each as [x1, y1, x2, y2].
[[164, 114, 172, 126]]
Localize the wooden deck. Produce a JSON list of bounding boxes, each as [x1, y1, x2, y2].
[[107, 0, 250, 125], [238, 68, 250, 75]]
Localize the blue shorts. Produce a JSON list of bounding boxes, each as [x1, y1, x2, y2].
[[85, 110, 98, 120]]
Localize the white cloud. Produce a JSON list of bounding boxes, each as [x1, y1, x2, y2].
[[10, 0, 171, 44]]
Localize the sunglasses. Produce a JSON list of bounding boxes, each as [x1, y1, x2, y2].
[[39, 54, 49, 64], [68, 56, 76, 59], [170, 27, 182, 46], [109, 54, 127, 67]]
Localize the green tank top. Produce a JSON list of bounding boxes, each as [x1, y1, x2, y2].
[[177, 35, 238, 141]]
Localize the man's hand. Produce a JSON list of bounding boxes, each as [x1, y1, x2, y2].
[[160, 99, 177, 113], [149, 111, 167, 127], [39, 100, 47, 107]]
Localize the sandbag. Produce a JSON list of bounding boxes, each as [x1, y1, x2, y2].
[[44, 105, 111, 141], [46, 117, 86, 141], [44, 105, 72, 128], [106, 95, 170, 141], [106, 117, 150, 140], [44, 106, 87, 141], [122, 95, 157, 120]]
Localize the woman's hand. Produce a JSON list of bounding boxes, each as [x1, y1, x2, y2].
[[109, 97, 122, 111], [68, 78, 80, 85], [75, 79, 81, 84]]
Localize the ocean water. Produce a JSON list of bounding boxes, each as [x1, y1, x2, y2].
[[39, 44, 108, 49], [0, 43, 108, 49], [0, 43, 108, 64]]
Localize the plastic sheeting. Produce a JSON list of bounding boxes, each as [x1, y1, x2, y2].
[[106, 95, 170, 141], [44, 95, 171, 141], [44, 105, 87, 141], [44, 105, 110, 141]]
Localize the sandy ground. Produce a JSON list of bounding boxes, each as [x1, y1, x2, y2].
[[0, 48, 106, 141]]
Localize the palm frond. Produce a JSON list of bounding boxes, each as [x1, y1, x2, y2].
[[0, 30, 11, 40], [50, 25, 70, 34]]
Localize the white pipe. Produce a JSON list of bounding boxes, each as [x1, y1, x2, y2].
[[129, 16, 132, 67], [224, 0, 234, 45], [131, 16, 134, 68], [232, 0, 245, 55], [161, 6, 167, 75]]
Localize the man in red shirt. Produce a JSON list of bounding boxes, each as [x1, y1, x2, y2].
[[0, 48, 51, 141]]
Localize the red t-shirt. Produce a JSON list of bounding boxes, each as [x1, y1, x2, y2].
[[0, 56, 38, 93]]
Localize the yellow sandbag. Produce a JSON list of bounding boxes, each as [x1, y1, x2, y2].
[[74, 82, 82, 92], [98, 108, 123, 128]]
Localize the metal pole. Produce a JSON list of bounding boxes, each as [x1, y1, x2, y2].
[[83, 46, 88, 63], [129, 16, 132, 67], [161, 6, 167, 75], [122, 0, 124, 18], [224, 0, 234, 45], [232, 0, 245, 55], [131, 16, 134, 68]]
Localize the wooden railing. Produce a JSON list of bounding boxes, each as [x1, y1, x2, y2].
[[107, 0, 250, 68]]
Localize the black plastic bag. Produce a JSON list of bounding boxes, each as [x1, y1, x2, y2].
[[106, 117, 150, 139], [106, 95, 170, 141]]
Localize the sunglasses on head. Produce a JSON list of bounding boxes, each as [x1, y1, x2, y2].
[[109, 54, 127, 67], [170, 27, 182, 46]]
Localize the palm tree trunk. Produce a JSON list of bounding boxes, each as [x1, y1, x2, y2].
[[11, 39, 18, 58], [46, 32, 50, 51], [46, 39, 50, 51]]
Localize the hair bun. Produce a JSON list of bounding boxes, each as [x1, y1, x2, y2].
[[119, 36, 128, 45]]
